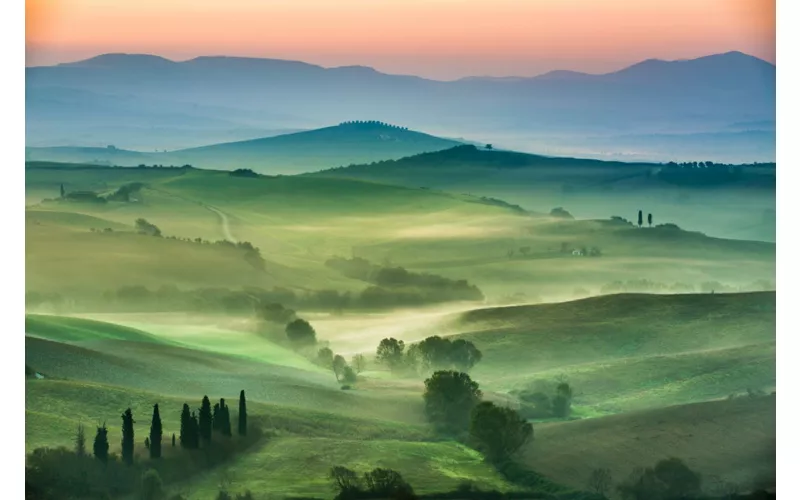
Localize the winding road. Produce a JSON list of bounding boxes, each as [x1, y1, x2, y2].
[[206, 205, 237, 243]]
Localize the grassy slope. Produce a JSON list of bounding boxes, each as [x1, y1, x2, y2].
[[26, 164, 774, 301], [311, 145, 776, 243], [445, 292, 775, 413], [522, 395, 775, 493]]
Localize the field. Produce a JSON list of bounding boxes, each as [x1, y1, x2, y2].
[[24, 159, 776, 499]]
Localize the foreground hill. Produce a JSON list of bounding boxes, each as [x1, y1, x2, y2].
[[313, 145, 776, 242], [25, 122, 463, 174], [27, 52, 775, 162], [523, 395, 775, 495]]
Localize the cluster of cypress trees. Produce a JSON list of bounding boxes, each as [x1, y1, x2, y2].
[[88, 390, 248, 464]]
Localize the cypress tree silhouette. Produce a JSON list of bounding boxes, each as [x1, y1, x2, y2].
[[93, 423, 109, 463], [637, 210, 643, 228], [60, 183, 65, 198], [199, 396, 213, 444], [179, 403, 191, 449], [121, 408, 135, 465], [238, 390, 247, 437], [190, 411, 200, 448], [75, 423, 86, 457], [648, 213, 653, 227], [220, 398, 232, 437], [172, 433, 176, 447], [213, 402, 220, 432], [149, 403, 162, 459]]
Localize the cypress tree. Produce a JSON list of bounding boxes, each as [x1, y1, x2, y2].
[[220, 398, 232, 437], [179, 404, 191, 449], [637, 210, 643, 228], [189, 411, 200, 449], [60, 183, 65, 198], [172, 433, 176, 447], [213, 402, 220, 432], [121, 408, 135, 465], [75, 423, 86, 457], [93, 422, 109, 463], [149, 403, 162, 459], [199, 396, 213, 444], [238, 390, 247, 437]]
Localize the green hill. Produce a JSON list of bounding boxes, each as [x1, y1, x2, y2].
[[25, 122, 463, 175]]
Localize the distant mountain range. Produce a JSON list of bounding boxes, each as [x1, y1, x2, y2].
[[26, 51, 775, 162], [25, 121, 463, 173]]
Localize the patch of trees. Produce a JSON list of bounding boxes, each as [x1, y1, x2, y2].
[[658, 161, 753, 187], [106, 182, 144, 202], [600, 279, 698, 295], [549, 207, 574, 219], [63, 190, 108, 204], [135, 218, 162, 237], [405, 336, 482, 374], [338, 120, 409, 130], [473, 196, 527, 214], [515, 382, 575, 419], [616, 457, 702, 500], [230, 168, 260, 178], [329, 466, 416, 500], [26, 391, 257, 500], [326, 257, 485, 304]]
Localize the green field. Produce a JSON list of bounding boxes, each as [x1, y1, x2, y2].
[[25, 160, 775, 499]]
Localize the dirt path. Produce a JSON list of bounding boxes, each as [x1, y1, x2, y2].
[[205, 205, 237, 243]]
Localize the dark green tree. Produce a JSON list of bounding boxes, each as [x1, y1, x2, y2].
[[341, 366, 357, 385], [285, 318, 317, 347], [637, 210, 643, 228], [423, 370, 482, 433], [213, 402, 221, 432], [189, 411, 200, 448], [75, 423, 86, 457], [317, 347, 334, 368], [219, 398, 232, 437], [121, 408, 135, 465], [141, 469, 164, 500], [60, 183, 65, 198], [199, 396, 213, 444], [647, 213, 653, 227], [376, 337, 405, 371], [149, 403, 162, 459], [180, 403, 192, 449], [238, 390, 247, 437], [469, 401, 533, 463], [351, 354, 367, 374], [172, 433, 176, 447], [552, 382, 573, 418], [333, 354, 347, 381], [93, 423, 109, 463]]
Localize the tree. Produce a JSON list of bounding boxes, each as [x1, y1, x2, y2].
[[423, 370, 482, 433], [219, 398, 232, 437], [333, 354, 347, 381], [199, 396, 213, 444], [552, 382, 573, 417], [351, 354, 367, 374], [189, 411, 200, 448], [377, 338, 405, 371], [93, 423, 109, 463], [75, 423, 86, 457], [141, 469, 164, 500], [180, 403, 193, 449], [213, 403, 221, 432], [637, 210, 643, 228], [485, 144, 493, 150], [60, 183, 65, 199], [469, 402, 533, 463], [363, 468, 415, 499], [285, 318, 317, 347], [149, 404, 163, 459], [238, 390, 247, 437], [329, 466, 363, 497], [317, 347, 334, 368], [172, 433, 176, 447], [647, 213, 653, 227], [341, 366, 357, 385], [135, 218, 162, 237], [587, 468, 613, 496], [654, 457, 702, 498], [121, 408, 135, 465]]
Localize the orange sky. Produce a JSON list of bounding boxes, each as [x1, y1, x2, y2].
[[26, 0, 775, 79]]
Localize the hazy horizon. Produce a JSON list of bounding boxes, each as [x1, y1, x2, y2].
[[26, 0, 775, 80]]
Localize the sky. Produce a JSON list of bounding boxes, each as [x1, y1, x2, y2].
[[26, 0, 775, 80]]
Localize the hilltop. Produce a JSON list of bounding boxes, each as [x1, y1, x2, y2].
[[312, 145, 776, 242], [27, 52, 775, 162], [25, 121, 463, 174]]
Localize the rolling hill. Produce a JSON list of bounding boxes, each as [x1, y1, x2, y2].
[[25, 122, 464, 174], [26, 52, 775, 162], [311, 145, 776, 243]]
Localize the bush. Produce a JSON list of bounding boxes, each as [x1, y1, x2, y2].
[[141, 469, 163, 500], [285, 318, 317, 347]]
